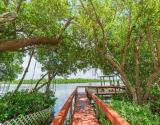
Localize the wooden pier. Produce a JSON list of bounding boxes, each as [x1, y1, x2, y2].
[[50, 86, 130, 125], [72, 89, 99, 125]]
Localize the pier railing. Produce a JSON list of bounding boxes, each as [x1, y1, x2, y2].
[[50, 89, 76, 125], [84, 86, 126, 95], [51, 86, 130, 125], [86, 88, 130, 125]]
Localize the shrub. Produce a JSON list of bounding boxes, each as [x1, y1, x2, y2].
[[0, 90, 56, 122], [110, 100, 160, 125], [111, 93, 131, 101]]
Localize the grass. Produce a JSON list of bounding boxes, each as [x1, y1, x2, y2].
[[6, 78, 107, 84]]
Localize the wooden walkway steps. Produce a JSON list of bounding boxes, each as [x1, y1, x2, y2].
[[72, 91, 100, 125]]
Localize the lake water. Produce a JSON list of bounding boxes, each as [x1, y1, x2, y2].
[[0, 82, 103, 115]]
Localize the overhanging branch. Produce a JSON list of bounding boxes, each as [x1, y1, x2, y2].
[[0, 37, 59, 52], [0, 18, 73, 52]]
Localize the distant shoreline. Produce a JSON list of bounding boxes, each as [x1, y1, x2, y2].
[[1, 78, 109, 84]]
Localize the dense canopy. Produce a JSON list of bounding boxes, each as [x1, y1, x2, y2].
[[0, 0, 160, 105]]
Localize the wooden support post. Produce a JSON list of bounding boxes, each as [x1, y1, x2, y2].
[[109, 76, 111, 86], [113, 76, 115, 86], [69, 102, 73, 120], [100, 77, 102, 86]]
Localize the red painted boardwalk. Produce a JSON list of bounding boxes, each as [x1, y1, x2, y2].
[[50, 86, 130, 125], [72, 91, 100, 125]]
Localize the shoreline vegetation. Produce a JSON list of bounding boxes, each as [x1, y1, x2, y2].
[[98, 93, 160, 125], [0, 91, 56, 123], [0, 78, 109, 84]]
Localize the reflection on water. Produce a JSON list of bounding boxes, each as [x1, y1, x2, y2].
[[0, 82, 106, 115]]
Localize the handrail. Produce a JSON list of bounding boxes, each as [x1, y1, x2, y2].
[[50, 89, 76, 125], [77, 86, 125, 89], [87, 90, 130, 125]]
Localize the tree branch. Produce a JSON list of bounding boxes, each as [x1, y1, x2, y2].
[[89, 0, 106, 51], [146, 24, 158, 70], [134, 35, 142, 104], [122, 6, 132, 68], [0, 12, 17, 24], [143, 19, 160, 102], [0, 37, 59, 52], [16, 0, 24, 13], [0, 17, 72, 52], [143, 67, 160, 102], [156, 19, 160, 66], [33, 73, 48, 90], [57, 18, 73, 39]]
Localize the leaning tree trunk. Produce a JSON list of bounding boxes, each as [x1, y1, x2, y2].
[[15, 50, 34, 92], [32, 82, 48, 92], [33, 73, 48, 91], [45, 71, 54, 98]]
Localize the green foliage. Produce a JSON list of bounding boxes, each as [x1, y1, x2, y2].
[[0, 52, 23, 81], [17, 0, 70, 37], [151, 84, 160, 96], [97, 93, 160, 124], [150, 84, 160, 114], [0, 0, 72, 81], [0, 0, 160, 106], [98, 113, 111, 125], [97, 107, 111, 125], [110, 100, 160, 125], [111, 93, 131, 101], [0, 91, 56, 122]]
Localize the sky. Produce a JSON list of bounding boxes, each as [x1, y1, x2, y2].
[[17, 55, 103, 80]]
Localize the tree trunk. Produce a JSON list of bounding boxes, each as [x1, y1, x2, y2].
[[33, 73, 48, 90], [15, 50, 34, 92], [143, 20, 160, 103], [33, 82, 48, 92], [143, 68, 160, 103], [45, 72, 54, 98], [134, 36, 142, 104], [102, 51, 135, 98]]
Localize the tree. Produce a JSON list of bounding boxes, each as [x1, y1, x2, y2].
[[0, 0, 160, 105], [0, 52, 23, 81], [0, 0, 72, 81], [15, 49, 34, 92], [34, 35, 86, 95], [72, 0, 160, 104], [0, 0, 72, 52]]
